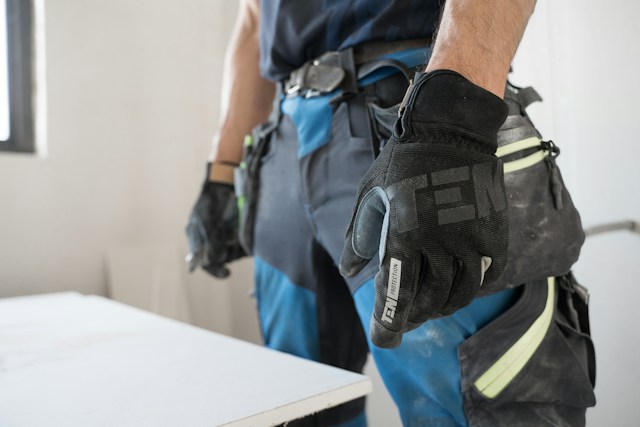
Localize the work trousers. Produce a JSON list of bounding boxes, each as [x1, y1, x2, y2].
[[251, 55, 595, 427]]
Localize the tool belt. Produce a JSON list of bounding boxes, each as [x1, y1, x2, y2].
[[283, 38, 430, 98]]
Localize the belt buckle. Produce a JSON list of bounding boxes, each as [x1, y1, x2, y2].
[[285, 52, 349, 98]]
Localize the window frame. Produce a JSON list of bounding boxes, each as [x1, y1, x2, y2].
[[0, 0, 35, 154]]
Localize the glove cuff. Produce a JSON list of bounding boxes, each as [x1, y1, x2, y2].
[[398, 70, 508, 149]]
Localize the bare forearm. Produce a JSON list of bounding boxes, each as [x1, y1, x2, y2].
[[426, 0, 536, 98], [209, 0, 275, 176]]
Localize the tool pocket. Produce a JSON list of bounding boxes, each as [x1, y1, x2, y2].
[[235, 121, 277, 255], [459, 274, 596, 427], [368, 101, 400, 151], [363, 71, 412, 155], [480, 84, 585, 294]]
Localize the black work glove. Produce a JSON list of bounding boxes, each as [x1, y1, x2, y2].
[[185, 164, 245, 278], [339, 70, 509, 348]]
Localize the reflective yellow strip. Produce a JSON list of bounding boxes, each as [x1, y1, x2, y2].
[[503, 150, 548, 173], [474, 277, 555, 399], [496, 136, 541, 158], [497, 136, 547, 173]]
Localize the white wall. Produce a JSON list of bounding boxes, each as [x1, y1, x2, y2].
[[0, 0, 255, 337], [1, 1, 638, 426]]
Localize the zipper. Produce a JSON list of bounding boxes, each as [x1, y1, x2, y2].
[[497, 137, 565, 211], [540, 140, 564, 209]]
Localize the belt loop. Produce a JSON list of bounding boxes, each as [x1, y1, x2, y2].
[[338, 48, 358, 95], [261, 82, 283, 137], [274, 82, 283, 121]]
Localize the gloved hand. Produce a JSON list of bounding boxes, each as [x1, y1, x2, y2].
[[185, 164, 245, 278], [339, 70, 510, 348]]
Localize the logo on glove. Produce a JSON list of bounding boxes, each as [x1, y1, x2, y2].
[[386, 161, 506, 233], [381, 258, 402, 324]]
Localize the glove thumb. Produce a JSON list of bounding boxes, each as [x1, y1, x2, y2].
[[339, 187, 390, 278]]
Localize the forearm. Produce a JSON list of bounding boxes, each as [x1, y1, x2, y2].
[[209, 0, 275, 179], [426, 0, 536, 98]]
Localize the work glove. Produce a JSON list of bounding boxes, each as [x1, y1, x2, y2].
[[339, 70, 510, 348], [185, 164, 245, 278]]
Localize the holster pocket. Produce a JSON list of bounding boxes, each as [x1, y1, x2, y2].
[[235, 121, 276, 255], [364, 71, 411, 154], [368, 101, 400, 148], [480, 84, 585, 294], [459, 275, 596, 427]]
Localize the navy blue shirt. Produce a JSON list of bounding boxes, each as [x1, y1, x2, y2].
[[259, 0, 441, 81]]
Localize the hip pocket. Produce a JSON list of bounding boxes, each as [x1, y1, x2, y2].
[[480, 132, 585, 294], [481, 83, 585, 294], [235, 119, 278, 254], [459, 274, 596, 427]]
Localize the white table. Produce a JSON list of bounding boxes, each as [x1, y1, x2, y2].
[[0, 293, 371, 426]]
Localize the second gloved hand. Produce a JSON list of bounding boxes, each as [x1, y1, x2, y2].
[[339, 70, 510, 348], [185, 164, 246, 278]]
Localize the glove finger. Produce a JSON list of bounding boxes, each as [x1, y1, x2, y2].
[[185, 219, 207, 271], [478, 249, 505, 287], [406, 252, 454, 326], [369, 251, 418, 348], [203, 263, 231, 279], [339, 187, 389, 278], [185, 216, 204, 251], [186, 251, 205, 272], [225, 242, 246, 264], [193, 216, 234, 276], [205, 226, 229, 266], [437, 255, 484, 317]]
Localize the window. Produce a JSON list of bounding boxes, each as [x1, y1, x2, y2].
[[0, 0, 43, 154]]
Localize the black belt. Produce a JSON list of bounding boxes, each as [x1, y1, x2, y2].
[[284, 38, 431, 97]]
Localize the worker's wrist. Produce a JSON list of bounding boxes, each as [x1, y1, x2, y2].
[[424, 49, 511, 99], [207, 161, 237, 185]]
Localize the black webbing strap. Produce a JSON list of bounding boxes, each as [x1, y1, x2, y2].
[[356, 58, 412, 82], [338, 48, 358, 95], [353, 37, 432, 64], [505, 83, 543, 114], [258, 83, 283, 139], [517, 86, 543, 109], [284, 38, 430, 96]]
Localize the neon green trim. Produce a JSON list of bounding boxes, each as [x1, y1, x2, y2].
[[244, 134, 254, 147], [474, 277, 555, 399], [237, 196, 245, 213], [496, 136, 541, 158], [496, 136, 547, 173], [503, 150, 548, 173]]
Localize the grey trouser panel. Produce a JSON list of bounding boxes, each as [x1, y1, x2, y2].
[[252, 103, 377, 425]]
